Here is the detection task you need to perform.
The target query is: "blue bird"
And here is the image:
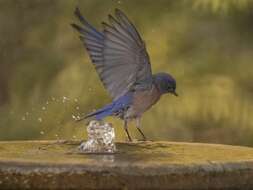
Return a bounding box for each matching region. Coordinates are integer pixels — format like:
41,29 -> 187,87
71,8 -> 178,141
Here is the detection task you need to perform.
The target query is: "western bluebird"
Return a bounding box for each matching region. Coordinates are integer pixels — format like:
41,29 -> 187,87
71,8 -> 178,141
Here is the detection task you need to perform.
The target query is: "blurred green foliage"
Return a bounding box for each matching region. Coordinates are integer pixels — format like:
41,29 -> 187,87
1,0 -> 253,146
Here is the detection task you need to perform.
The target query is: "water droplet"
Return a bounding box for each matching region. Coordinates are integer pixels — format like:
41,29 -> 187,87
25,112 -> 29,116
76,106 -> 79,110
72,135 -> 77,139
42,106 -> 46,110
62,96 -> 69,103
51,97 -> 56,101
72,114 -> 81,121
117,0 -> 121,4
46,101 -> 49,105
38,118 -> 42,122
72,115 -> 76,120
40,131 -> 44,135
74,98 -> 78,102
22,116 -> 26,121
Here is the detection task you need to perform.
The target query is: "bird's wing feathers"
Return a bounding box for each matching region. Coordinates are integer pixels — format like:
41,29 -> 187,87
71,9 -> 105,74
72,8 -> 152,100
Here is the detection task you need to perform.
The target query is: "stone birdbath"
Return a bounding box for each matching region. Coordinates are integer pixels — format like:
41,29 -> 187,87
1,139 -> 253,189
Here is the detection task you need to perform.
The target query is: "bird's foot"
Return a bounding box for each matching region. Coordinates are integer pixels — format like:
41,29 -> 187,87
137,138 -> 147,142
137,138 -> 155,142
127,136 -> 133,142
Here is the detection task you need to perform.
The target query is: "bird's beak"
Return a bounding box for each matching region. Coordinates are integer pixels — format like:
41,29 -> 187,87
172,91 -> 178,97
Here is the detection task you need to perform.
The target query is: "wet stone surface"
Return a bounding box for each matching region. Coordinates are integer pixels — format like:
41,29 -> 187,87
0,140 -> 253,189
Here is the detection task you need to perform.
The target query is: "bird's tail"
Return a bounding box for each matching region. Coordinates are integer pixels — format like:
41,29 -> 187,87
77,93 -> 132,122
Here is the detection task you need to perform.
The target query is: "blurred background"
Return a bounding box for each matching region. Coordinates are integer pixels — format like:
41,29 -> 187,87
1,0 -> 253,146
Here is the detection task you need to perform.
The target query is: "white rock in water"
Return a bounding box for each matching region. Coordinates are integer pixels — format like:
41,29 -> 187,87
79,120 -> 116,153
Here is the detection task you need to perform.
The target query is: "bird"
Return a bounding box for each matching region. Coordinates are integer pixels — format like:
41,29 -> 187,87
71,8 -> 178,141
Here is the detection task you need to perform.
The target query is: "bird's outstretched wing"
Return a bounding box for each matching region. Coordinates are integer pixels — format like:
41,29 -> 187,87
71,8 -> 152,100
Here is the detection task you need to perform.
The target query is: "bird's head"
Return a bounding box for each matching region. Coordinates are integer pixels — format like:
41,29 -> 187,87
153,73 -> 178,96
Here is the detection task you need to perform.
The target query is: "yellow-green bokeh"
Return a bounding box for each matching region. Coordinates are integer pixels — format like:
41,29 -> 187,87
1,0 -> 253,146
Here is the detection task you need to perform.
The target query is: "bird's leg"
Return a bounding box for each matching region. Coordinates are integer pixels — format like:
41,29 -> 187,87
136,117 -> 146,141
124,120 -> 132,142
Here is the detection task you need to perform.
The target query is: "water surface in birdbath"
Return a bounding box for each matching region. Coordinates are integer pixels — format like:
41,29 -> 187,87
78,120 -> 116,153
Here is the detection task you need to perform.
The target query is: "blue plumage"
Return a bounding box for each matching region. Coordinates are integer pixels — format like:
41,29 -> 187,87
72,8 -> 178,141
85,93 -> 133,120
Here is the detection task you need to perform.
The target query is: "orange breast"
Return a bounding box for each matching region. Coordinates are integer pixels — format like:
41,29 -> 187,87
128,85 -> 162,117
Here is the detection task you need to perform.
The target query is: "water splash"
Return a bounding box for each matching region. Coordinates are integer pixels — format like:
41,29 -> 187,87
79,120 -> 116,153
